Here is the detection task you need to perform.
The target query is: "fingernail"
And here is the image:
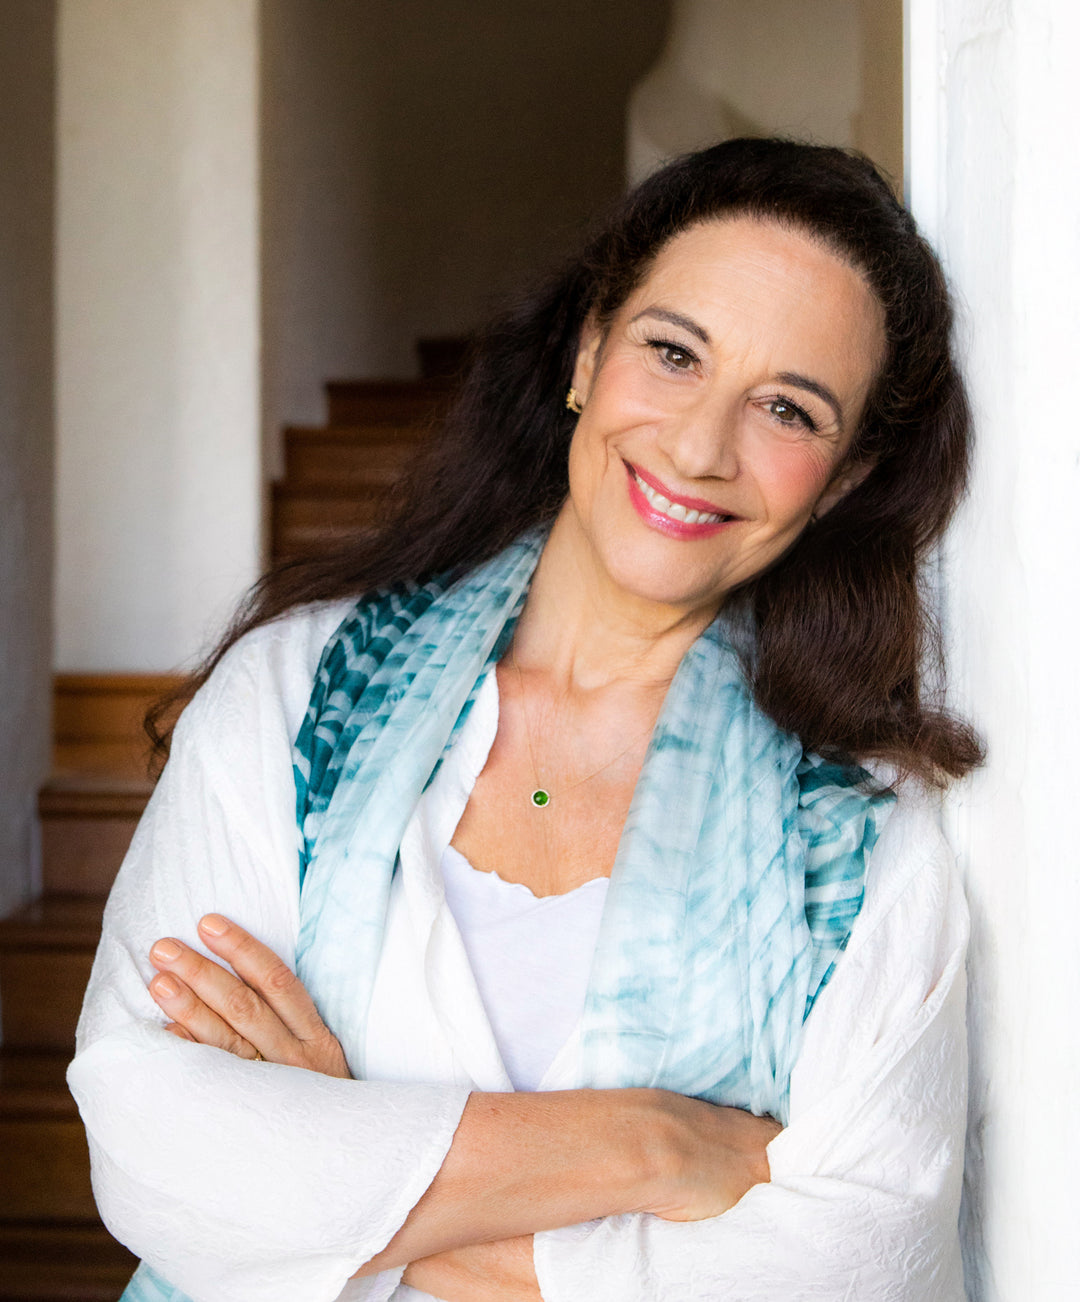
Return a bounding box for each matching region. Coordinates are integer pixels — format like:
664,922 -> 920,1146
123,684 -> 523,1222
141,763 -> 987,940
152,973 -> 180,998
151,939 -> 182,963
199,914 -> 228,936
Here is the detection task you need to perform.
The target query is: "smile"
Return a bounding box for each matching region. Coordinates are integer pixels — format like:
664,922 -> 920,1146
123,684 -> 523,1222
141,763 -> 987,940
625,462 -> 735,538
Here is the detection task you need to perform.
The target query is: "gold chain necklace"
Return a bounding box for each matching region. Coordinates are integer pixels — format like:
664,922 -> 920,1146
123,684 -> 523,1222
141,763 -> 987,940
509,646 -> 656,809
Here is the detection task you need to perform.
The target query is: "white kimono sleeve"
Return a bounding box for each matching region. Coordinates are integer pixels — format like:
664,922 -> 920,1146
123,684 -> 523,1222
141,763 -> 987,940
66,609 -> 471,1302
534,790 -> 969,1302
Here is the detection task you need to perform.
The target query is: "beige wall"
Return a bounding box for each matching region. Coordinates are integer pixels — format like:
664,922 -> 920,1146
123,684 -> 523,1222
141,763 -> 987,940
0,1 -> 56,914
856,0 -> 903,187
55,0 -> 261,672
628,0 -> 902,187
261,0 -> 670,455
48,0 -> 900,675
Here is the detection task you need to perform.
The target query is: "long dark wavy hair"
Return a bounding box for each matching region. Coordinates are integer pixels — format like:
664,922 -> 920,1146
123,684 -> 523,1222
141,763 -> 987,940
150,137 -> 983,783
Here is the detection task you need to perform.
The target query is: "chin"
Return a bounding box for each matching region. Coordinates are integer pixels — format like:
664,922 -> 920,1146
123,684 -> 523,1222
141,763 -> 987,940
599,536 -> 730,614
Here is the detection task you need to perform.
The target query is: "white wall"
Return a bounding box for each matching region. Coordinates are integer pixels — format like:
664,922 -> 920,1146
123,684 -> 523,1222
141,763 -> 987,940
0,0 -> 56,916
627,0 -> 896,186
907,0 -> 1080,1295
260,0 -> 669,459
55,0 -> 261,672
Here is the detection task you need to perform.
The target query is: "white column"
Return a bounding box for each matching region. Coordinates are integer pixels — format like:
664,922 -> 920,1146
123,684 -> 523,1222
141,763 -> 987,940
55,0 -> 260,671
907,0 -> 1080,1295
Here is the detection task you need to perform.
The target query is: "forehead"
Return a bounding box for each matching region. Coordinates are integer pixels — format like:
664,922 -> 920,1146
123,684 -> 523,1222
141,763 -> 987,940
624,216 -> 885,383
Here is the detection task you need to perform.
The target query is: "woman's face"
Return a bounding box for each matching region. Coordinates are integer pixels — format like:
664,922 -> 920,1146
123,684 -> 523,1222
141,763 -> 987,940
564,216 -> 886,617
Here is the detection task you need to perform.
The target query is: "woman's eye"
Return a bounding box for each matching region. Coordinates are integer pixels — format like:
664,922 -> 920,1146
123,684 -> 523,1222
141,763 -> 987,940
767,398 -> 815,431
649,340 -> 697,371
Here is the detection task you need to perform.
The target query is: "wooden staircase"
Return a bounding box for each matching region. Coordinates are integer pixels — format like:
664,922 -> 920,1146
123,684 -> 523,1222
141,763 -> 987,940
0,676 -> 167,1299
271,377 -> 451,562
0,374 -> 452,1297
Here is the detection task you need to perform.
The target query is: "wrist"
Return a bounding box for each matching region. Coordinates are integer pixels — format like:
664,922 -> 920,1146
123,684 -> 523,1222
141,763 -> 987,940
633,1088 -> 692,1214
597,1087 -> 688,1215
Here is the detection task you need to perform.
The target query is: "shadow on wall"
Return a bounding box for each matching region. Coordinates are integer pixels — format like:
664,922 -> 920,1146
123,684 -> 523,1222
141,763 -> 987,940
260,0 -> 671,433
0,0 -> 56,914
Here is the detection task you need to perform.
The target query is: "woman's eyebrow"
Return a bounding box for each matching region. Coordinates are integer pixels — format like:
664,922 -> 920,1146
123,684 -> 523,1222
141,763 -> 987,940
630,307 -> 711,345
630,310 -> 845,426
776,372 -> 844,426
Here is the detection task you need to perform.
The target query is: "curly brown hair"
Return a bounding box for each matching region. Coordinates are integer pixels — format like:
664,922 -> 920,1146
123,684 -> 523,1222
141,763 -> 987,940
150,137 -> 982,784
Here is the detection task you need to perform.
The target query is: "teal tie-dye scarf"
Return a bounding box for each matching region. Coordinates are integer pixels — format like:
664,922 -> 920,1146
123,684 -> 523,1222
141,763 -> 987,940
293,530 -> 894,1120
123,531 -> 893,1301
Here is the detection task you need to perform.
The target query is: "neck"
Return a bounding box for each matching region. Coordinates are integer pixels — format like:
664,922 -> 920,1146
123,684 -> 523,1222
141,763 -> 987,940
512,507 -> 721,694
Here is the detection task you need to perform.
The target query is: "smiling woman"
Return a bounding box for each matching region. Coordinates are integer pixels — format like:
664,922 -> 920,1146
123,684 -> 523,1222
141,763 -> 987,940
70,139 -> 981,1302
562,218 -> 885,610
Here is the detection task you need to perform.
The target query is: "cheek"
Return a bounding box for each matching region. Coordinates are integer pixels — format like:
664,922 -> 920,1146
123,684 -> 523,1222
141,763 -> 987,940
565,419 -> 614,530
752,438 -> 838,520
566,405 -> 632,507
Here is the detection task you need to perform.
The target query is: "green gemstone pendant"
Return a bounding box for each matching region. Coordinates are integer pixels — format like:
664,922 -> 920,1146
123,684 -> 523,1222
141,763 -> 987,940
530,788 -> 551,808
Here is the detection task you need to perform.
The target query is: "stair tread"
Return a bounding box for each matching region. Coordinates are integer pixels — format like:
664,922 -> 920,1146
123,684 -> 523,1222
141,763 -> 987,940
324,376 -> 451,395
284,422 -> 431,442
272,480 -> 395,500
0,1223 -> 137,1298
323,379 -> 454,426
53,674 -> 180,696
0,897 -> 105,948
40,776 -> 153,820
0,1053 -> 77,1119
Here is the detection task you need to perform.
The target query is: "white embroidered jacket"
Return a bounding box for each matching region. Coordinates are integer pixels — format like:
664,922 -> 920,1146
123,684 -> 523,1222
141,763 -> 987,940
68,605 -> 969,1302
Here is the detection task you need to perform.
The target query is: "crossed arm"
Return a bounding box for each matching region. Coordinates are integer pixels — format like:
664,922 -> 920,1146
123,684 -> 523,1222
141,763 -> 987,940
69,620 -> 969,1300
147,913 -> 780,1300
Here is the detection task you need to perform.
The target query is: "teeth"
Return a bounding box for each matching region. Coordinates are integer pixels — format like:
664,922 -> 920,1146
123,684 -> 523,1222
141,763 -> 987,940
633,471 -> 724,525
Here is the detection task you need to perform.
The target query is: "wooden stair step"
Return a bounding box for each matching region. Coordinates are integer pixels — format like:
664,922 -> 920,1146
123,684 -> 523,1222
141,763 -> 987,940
271,485 -> 389,539
0,1053 -> 97,1225
271,522 -> 378,564
286,421 -> 433,446
39,777 -> 151,896
324,378 -> 452,426
416,335 -> 471,381
0,896 -> 105,949
0,1051 -> 80,1120
283,429 -> 426,488
52,677 -> 181,781
272,482 -> 389,507
0,1224 -> 137,1301
0,898 -> 104,1051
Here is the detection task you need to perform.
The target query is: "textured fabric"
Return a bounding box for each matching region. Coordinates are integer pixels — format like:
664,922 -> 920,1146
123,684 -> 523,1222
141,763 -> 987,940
293,531 -> 894,1123
441,838 -> 609,1092
69,604 -> 464,1302
534,792 -> 970,1300
67,603 -> 968,1301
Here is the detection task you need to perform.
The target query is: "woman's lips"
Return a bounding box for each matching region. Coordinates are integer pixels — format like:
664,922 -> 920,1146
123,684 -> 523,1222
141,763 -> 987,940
624,461 -> 735,539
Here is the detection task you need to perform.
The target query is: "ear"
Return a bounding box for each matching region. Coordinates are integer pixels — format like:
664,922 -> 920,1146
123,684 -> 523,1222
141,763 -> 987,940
813,459 -> 875,519
570,316 -> 604,402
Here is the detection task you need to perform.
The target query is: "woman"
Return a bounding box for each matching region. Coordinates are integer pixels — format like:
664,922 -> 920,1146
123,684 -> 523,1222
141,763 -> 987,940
69,139 -> 981,1301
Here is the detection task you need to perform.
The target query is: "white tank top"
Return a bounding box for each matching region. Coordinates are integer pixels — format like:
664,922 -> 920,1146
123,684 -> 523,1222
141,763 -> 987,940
440,843 -> 609,1091
389,678 -> 610,1302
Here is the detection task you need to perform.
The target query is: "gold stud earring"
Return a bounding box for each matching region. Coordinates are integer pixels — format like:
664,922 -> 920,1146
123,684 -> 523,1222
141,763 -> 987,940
565,387 -> 583,414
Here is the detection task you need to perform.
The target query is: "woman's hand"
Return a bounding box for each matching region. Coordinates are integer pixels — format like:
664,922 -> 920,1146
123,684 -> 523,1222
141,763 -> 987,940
402,1237 -> 541,1302
643,1092 -> 782,1222
146,914 -> 351,1079
390,1095 -> 778,1298
357,1087 -> 781,1278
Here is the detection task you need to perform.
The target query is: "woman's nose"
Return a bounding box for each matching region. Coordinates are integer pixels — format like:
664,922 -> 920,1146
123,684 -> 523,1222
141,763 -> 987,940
657,399 -> 741,483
